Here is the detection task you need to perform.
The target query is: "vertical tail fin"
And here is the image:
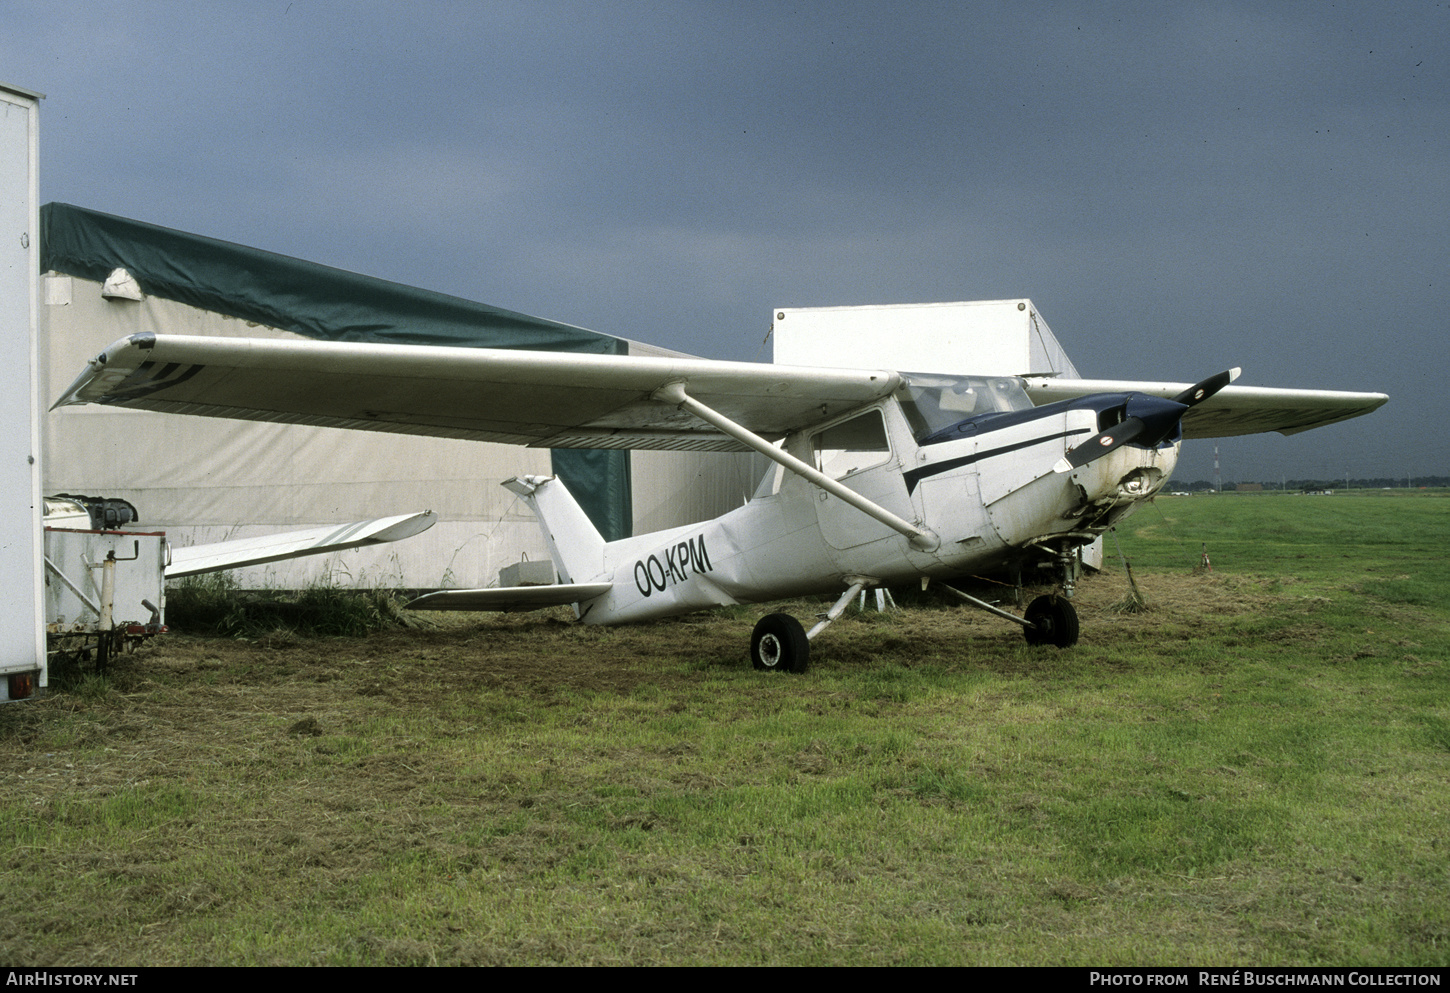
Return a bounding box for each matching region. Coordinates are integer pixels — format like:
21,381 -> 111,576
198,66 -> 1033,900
502,475 -> 607,584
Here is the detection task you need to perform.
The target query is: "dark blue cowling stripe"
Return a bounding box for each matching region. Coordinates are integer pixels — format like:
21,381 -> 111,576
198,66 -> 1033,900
903,428 -> 1093,494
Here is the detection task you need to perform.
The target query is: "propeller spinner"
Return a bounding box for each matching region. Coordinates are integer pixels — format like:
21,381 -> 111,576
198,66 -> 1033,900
1053,368 -> 1241,474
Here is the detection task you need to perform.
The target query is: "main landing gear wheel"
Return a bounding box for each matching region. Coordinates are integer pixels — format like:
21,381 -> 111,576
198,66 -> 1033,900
751,613 -> 810,673
1023,595 -> 1079,648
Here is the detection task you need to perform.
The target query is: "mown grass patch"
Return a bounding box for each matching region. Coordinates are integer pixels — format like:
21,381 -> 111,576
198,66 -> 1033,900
0,491 -> 1446,964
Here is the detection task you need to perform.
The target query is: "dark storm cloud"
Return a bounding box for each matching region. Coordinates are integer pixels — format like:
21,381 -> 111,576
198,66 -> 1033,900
3,0 -> 1444,480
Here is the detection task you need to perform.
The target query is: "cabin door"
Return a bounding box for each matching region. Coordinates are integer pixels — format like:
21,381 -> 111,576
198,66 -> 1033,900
810,409 -> 915,550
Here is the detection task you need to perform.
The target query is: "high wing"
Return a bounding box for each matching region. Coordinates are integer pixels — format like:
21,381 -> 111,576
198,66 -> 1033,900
54,333 -> 1386,446
1021,377 -> 1388,438
53,333 -> 902,452
165,511 -> 438,578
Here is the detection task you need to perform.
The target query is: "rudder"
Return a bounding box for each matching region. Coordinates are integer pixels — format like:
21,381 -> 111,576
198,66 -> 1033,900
502,475 -> 607,584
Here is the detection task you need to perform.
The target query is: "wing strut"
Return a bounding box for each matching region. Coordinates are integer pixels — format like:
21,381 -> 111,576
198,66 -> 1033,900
652,382 -> 940,552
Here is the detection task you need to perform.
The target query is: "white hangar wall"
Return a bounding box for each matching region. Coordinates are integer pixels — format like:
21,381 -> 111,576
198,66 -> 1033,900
630,447 -> 768,536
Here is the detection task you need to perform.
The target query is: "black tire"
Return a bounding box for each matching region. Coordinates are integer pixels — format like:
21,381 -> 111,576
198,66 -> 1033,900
751,613 -> 810,673
1023,595 -> 1079,648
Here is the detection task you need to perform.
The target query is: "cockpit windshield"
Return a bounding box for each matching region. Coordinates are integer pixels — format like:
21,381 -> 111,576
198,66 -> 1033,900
894,373 -> 1034,442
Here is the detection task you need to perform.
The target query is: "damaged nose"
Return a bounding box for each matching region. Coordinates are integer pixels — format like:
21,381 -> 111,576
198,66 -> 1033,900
1118,466 -> 1165,497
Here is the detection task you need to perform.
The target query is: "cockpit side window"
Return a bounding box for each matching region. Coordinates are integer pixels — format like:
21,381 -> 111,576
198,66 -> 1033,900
812,409 -> 891,479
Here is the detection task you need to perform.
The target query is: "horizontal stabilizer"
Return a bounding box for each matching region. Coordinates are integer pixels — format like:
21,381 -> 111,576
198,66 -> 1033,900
166,511 -> 437,578
407,583 -> 613,613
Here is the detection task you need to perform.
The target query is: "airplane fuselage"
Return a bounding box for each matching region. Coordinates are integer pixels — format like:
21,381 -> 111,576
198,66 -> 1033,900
572,391 -> 1177,625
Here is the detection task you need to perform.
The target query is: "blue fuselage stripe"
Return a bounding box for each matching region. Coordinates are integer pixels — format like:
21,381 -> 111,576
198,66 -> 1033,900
904,428 -> 1093,494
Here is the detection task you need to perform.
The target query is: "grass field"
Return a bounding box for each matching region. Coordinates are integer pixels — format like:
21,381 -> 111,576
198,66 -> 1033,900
2,490 -> 1447,966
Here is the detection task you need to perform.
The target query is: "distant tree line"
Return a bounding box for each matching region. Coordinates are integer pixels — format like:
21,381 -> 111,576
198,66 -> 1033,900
1178,477 -> 1450,492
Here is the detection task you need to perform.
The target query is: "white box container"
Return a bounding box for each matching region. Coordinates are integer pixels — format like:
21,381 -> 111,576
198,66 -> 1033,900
771,299 -> 1079,379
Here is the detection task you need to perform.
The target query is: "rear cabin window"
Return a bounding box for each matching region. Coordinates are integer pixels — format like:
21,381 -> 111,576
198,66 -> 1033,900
812,410 -> 890,479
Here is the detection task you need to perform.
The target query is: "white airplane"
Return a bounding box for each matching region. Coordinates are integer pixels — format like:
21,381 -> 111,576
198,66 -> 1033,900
54,332 -> 1386,671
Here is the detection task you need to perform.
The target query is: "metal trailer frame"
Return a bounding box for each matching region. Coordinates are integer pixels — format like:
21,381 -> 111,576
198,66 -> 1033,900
43,527 -> 169,671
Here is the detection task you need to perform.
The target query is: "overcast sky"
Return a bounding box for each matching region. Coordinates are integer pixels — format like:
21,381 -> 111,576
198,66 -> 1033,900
5,1 -> 1446,483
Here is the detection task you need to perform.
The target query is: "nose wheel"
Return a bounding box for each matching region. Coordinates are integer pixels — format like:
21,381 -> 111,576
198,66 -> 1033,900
1023,595 -> 1079,647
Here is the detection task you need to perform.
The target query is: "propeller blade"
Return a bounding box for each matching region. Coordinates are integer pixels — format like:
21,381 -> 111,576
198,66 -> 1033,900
1054,391 -> 1197,474
1053,369 -> 1241,475
1054,417 -> 1146,473
1170,367 -> 1241,407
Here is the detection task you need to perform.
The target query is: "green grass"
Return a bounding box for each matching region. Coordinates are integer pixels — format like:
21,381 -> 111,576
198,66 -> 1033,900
1125,488 -> 1450,583
167,571 -> 417,637
1,490 -> 1446,965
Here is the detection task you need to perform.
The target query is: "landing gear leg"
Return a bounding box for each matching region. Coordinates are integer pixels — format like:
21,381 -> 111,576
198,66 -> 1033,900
937,581 -> 1080,648
1024,542 -> 1084,647
807,578 -> 873,640
1054,542 -> 1078,599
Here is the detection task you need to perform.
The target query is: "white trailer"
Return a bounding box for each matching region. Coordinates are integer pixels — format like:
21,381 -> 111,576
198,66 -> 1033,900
0,83 -> 45,702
